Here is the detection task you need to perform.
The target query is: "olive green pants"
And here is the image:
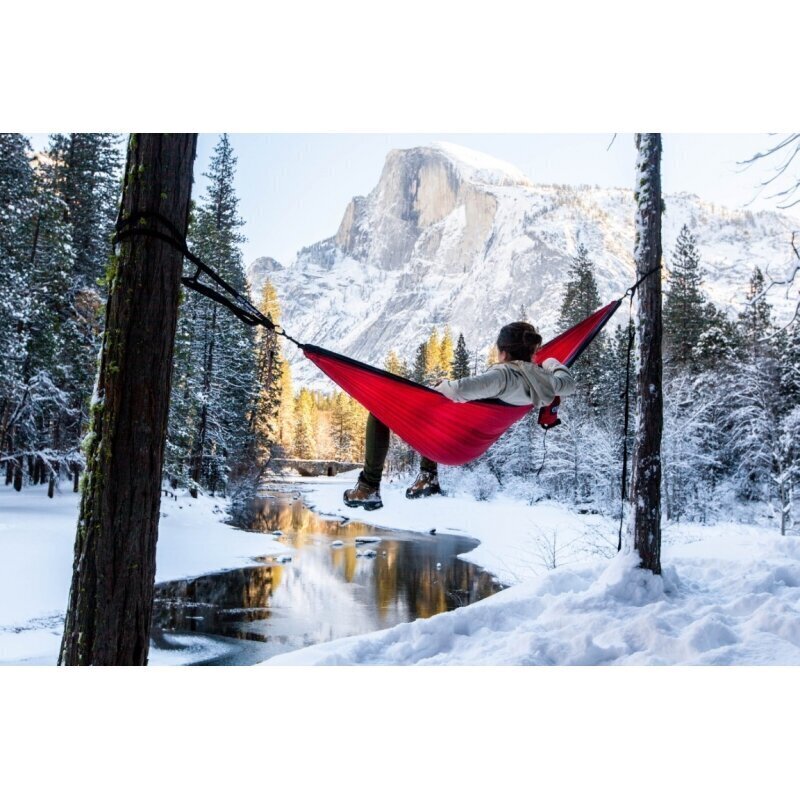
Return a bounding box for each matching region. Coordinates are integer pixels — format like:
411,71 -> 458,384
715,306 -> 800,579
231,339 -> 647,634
361,413 -> 437,487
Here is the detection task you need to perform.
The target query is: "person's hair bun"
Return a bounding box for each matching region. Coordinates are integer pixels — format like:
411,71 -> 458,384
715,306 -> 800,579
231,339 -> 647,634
496,321 -> 542,361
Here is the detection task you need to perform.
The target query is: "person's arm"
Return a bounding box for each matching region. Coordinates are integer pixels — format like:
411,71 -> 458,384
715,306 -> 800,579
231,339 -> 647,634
541,358 -> 576,397
435,367 -> 508,403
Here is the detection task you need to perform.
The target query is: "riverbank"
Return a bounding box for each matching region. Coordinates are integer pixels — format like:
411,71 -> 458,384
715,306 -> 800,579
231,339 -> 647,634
0,483 -> 290,665
262,472 -> 800,666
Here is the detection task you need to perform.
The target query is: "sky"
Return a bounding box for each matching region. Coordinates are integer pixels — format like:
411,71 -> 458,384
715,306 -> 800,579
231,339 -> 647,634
26,133 -> 799,267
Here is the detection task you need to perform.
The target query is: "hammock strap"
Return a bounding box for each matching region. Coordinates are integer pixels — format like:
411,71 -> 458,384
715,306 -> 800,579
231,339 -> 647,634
112,210 -> 304,348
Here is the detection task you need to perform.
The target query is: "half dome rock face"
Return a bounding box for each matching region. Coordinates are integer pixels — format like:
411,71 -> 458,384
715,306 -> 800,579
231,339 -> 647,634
249,143 -> 797,387
333,144 -> 506,271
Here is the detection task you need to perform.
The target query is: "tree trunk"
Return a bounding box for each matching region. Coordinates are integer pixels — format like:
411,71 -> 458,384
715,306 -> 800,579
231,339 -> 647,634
59,133 -> 197,666
629,133 -> 664,574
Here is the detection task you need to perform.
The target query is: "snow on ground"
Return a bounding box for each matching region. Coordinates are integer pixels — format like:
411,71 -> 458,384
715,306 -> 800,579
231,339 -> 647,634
262,472 -> 800,666
0,482 -> 289,665
4,473 -> 800,667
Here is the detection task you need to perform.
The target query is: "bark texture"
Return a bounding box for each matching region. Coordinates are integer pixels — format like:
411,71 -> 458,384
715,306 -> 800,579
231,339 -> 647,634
59,134 -> 197,665
630,133 -> 664,574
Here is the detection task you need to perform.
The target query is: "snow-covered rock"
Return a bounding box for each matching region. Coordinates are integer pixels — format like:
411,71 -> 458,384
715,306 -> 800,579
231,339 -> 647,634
249,142 -> 798,387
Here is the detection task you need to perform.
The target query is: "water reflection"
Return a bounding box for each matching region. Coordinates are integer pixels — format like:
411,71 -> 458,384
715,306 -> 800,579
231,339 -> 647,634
152,492 -> 502,664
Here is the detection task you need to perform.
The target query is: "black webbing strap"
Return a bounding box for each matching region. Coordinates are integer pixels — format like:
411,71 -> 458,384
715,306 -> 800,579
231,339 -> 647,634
112,210 -> 304,348
623,263 -> 661,299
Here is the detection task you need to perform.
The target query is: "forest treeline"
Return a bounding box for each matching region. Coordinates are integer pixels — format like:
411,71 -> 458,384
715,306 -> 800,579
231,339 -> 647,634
2,133 -> 798,530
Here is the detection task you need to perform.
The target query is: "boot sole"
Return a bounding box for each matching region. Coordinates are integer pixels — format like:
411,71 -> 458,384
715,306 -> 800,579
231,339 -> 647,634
343,493 -> 383,511
405,488 -> 442,500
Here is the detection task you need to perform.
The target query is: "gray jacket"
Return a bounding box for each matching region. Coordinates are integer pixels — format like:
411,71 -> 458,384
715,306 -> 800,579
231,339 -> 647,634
436,358 -> 576,407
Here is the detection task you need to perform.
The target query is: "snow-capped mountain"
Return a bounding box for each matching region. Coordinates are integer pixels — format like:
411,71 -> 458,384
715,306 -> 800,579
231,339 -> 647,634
248,141 -> 798,385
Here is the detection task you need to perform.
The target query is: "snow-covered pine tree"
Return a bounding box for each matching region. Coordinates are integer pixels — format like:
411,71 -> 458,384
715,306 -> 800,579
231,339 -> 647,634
24,150 -> 80,492
557,241 -> 607,409
47,134 -> 123,286
777,319 -> 800,411
738,266 -> 773,360
0,136 -> 84,492
451,333 -> 471,379
663,225 -> 706,369
412,341 -> 428,383
48,134 -> 122,456
661,371 -> 719,520
723,267 -> 781,503
694,301 -> 740,369
0,134 -> 37,486
177,134 -> 259,495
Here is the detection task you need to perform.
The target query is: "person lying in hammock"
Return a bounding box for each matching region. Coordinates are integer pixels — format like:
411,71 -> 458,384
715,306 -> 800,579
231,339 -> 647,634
343,321 -> 576,511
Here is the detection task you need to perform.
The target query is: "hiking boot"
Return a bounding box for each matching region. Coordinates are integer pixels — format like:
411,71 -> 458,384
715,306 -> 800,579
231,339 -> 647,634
343,478 -> 383,511
405,470 -> 442,499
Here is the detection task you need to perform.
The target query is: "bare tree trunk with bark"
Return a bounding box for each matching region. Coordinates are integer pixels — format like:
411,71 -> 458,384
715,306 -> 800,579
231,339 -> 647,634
59,133 -> 197,665
629,133 -> 664,574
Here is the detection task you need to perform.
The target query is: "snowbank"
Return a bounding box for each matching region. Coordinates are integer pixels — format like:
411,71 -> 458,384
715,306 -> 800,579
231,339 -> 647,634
261,474 -> 800,666
0,483 -> 289,665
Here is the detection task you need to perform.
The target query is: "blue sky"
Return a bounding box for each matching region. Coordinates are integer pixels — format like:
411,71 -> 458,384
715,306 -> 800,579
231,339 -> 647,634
27,133 -> 796,266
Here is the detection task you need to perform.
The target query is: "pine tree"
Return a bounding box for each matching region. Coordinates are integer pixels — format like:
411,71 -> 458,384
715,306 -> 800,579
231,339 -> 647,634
694,302 -> 740,369
558,242 -> 606,407
384,350 -> 408,377
777,321 -> 800,410
0,136 -> 84,492
227,278 -> 285,489
293,388 -> 317,459
0,134 -> 37,485
724,267 -> 781,503
452,333 -> 471,379
47,133 -> 123,286
559,243 -> 602,328
439,327 -> 454,379
738,266 -> 773,360
45,134 -> 122,465
174,134 -> 258,495
426,329 -> 444,382
276,361 -> 295,455
663,225 -> 707,368
412,341 -> 429,383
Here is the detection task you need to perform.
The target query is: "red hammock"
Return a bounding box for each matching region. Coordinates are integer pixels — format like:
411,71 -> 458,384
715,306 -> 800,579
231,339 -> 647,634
302,300 -> 621,466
